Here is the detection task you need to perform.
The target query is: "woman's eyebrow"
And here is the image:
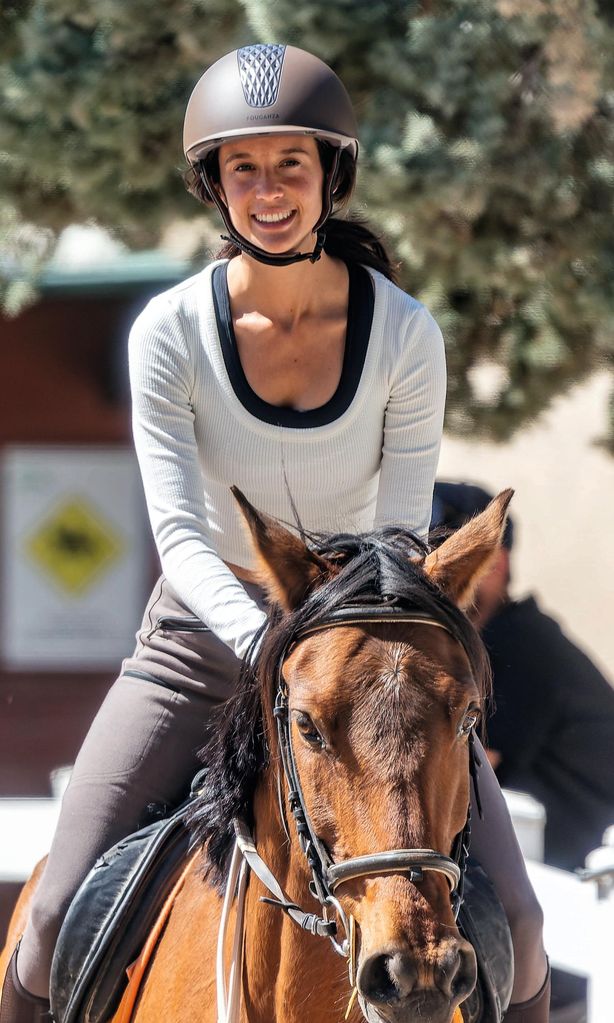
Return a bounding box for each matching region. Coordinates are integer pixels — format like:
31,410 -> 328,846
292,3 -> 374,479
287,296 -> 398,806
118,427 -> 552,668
223,146 -> 310,165
223,152 -> 251,164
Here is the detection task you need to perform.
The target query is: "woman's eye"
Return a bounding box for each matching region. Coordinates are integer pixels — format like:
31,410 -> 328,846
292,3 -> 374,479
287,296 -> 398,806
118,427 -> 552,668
459,707 -> 481,737
295,712 -> 324,747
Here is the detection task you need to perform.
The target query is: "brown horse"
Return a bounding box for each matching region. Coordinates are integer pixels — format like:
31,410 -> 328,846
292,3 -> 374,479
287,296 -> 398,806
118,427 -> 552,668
2,488 -> 512,1023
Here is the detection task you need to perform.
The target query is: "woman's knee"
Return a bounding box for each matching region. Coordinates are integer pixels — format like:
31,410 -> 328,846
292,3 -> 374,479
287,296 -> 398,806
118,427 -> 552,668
16,895 -> 65,997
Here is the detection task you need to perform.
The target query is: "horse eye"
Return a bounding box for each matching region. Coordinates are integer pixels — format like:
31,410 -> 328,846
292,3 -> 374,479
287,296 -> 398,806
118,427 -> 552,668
459,707 -> 480,737
295,712 -> 324,747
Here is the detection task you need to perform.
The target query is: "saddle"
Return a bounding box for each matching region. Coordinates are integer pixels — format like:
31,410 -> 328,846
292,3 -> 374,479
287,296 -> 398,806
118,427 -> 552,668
50,809 -> 512,1023
457,865 -> 514,1022
49,801 -> 192,1023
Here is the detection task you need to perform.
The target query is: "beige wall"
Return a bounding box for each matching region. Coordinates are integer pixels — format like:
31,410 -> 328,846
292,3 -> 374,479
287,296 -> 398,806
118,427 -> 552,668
438,371 -> 614,683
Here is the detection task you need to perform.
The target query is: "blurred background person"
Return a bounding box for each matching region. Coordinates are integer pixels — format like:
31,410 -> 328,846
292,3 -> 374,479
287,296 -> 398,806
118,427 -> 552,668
431,480 -> 614,873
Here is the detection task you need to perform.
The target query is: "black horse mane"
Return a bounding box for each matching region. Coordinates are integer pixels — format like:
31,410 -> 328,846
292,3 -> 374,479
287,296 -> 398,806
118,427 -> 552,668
186,525 -> 491,889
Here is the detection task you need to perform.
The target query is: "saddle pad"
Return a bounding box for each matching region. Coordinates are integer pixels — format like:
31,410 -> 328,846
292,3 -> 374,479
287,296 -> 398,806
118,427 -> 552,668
113,854 -> 197,1023
50,803 -> 192,1023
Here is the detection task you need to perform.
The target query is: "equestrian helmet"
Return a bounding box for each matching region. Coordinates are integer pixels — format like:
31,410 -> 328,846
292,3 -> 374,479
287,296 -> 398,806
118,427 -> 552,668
183,44 -> 359,166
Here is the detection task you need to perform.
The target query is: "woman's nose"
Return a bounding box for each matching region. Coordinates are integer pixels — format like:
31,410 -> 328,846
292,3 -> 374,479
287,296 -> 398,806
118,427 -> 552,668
255,170 -> 284,199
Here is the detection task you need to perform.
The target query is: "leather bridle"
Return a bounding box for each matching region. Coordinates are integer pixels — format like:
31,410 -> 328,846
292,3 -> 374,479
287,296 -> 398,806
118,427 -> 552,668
271,606 -> 477,947
218,603 -> 481,1021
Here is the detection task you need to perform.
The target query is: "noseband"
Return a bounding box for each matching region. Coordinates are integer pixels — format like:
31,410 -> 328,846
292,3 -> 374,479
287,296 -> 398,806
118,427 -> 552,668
219,604 -> 481,1022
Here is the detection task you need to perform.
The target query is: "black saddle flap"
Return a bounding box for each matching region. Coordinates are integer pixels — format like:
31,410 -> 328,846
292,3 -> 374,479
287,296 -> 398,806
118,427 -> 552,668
458,860 -> 514,1022
50,803 -> 191,1023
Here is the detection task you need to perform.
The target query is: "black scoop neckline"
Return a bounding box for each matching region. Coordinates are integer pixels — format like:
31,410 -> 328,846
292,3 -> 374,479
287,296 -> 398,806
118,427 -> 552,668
211,260 -> 374,428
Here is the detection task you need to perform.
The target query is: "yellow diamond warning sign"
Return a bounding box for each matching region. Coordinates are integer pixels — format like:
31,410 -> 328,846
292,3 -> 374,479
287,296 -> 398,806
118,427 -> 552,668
26,498 -> 123,594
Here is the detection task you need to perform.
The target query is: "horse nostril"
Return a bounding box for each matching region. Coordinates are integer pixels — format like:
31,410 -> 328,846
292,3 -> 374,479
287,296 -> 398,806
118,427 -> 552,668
435,945 -> 461,999
436,941 -> 477,1001
455,942 -> 478,1001
357,951 -> 417,1004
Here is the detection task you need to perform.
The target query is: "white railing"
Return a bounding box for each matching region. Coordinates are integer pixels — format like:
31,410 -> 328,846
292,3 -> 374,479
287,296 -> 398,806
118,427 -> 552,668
526,858 -> 614,1023
0,768 -> 69,882
0,798 -> 62,883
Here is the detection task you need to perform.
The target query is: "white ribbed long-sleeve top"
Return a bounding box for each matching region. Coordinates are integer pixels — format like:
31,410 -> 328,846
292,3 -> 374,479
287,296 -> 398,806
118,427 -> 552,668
128,260 -> 446,658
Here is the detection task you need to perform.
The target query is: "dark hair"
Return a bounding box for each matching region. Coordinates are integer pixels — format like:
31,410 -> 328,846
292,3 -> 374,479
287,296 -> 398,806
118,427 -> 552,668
183,142 -> 399,282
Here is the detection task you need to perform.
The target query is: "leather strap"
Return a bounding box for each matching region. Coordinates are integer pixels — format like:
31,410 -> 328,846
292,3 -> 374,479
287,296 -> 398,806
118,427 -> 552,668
326,849 -> 461,892
216,842 -> 248,1023
233,821 -> 335,938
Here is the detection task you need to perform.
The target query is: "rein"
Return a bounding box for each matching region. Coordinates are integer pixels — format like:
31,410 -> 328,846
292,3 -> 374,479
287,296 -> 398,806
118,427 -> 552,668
216,605 -> 481,1023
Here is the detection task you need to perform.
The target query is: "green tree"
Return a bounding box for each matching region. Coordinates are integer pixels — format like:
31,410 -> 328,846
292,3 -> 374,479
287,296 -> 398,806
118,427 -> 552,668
2,0 -> 613,442
0,0 -> 246,307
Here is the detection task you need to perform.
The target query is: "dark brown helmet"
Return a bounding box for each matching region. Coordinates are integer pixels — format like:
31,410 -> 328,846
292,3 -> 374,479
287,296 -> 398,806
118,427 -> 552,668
183,44 -> 359,267
183,44 -> 358,165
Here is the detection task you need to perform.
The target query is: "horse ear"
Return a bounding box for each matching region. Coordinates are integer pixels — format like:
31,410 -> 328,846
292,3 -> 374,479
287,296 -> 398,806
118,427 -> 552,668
231,487 -> 328,611
423,489 -> 514,609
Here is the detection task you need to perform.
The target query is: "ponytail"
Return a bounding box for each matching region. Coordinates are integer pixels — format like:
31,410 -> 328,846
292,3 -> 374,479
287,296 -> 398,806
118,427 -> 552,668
321,216 -> 398,283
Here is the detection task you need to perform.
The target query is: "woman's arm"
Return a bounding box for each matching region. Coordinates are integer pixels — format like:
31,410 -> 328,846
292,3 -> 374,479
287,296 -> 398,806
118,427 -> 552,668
374,303 -> 447,539
129,296 -> 267,658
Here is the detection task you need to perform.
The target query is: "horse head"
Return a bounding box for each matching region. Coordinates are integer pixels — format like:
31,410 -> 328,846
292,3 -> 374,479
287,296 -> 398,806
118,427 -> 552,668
192,488 -> 512,1023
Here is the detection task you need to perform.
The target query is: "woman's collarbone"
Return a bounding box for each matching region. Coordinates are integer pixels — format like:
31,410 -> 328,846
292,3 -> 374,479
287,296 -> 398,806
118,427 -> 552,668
234,317 -> 346,410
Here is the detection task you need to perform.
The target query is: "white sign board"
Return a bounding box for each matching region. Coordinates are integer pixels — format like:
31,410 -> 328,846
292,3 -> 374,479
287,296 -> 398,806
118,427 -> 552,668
1,446 -> 149,669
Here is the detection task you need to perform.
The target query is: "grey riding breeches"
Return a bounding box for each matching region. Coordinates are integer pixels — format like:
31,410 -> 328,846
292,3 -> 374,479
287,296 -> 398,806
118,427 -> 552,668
16,576 -> 267,999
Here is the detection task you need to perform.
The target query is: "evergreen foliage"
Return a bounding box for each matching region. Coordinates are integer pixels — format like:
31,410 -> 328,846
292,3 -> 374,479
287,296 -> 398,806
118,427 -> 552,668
1,0 -> 613,441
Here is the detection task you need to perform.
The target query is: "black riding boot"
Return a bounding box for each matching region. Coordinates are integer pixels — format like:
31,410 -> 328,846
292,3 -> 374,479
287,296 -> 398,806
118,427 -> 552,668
504,964 -> 551,1022
0,947 -> 50,1023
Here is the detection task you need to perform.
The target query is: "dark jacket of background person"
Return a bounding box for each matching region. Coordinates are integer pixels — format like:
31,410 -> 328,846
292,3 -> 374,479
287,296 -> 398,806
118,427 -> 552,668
432,481 -> 614,871
482,593 -> 614,870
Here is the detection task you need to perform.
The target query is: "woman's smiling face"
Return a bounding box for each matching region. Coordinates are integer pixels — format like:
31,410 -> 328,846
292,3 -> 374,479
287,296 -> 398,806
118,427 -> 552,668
216,134 -> 324,255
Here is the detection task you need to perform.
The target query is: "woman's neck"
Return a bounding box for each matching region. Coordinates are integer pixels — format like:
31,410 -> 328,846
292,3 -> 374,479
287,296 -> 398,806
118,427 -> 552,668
225,247 -> 347,329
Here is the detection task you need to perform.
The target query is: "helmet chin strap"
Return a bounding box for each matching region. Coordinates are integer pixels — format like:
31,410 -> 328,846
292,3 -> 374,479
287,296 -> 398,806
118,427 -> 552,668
199,148 -> 340,268
219,225 -> 327,267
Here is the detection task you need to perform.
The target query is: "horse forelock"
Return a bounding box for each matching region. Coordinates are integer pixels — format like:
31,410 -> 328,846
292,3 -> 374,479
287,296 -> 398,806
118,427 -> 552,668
187,525 -> 490,888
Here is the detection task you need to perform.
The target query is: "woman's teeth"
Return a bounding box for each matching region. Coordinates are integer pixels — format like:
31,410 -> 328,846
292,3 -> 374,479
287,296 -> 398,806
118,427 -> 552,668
253,211 -> 294,223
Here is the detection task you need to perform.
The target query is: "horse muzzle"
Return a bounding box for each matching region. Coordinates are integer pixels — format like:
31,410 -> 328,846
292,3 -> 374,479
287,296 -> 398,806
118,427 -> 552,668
356,937 -> 477,1023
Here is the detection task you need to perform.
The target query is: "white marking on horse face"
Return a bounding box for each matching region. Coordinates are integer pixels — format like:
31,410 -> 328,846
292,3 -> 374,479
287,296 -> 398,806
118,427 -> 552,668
377,643 -> 407,695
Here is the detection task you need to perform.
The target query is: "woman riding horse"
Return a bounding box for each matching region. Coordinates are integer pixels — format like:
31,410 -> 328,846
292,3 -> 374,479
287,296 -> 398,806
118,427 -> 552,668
1,44 -> 549,1022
